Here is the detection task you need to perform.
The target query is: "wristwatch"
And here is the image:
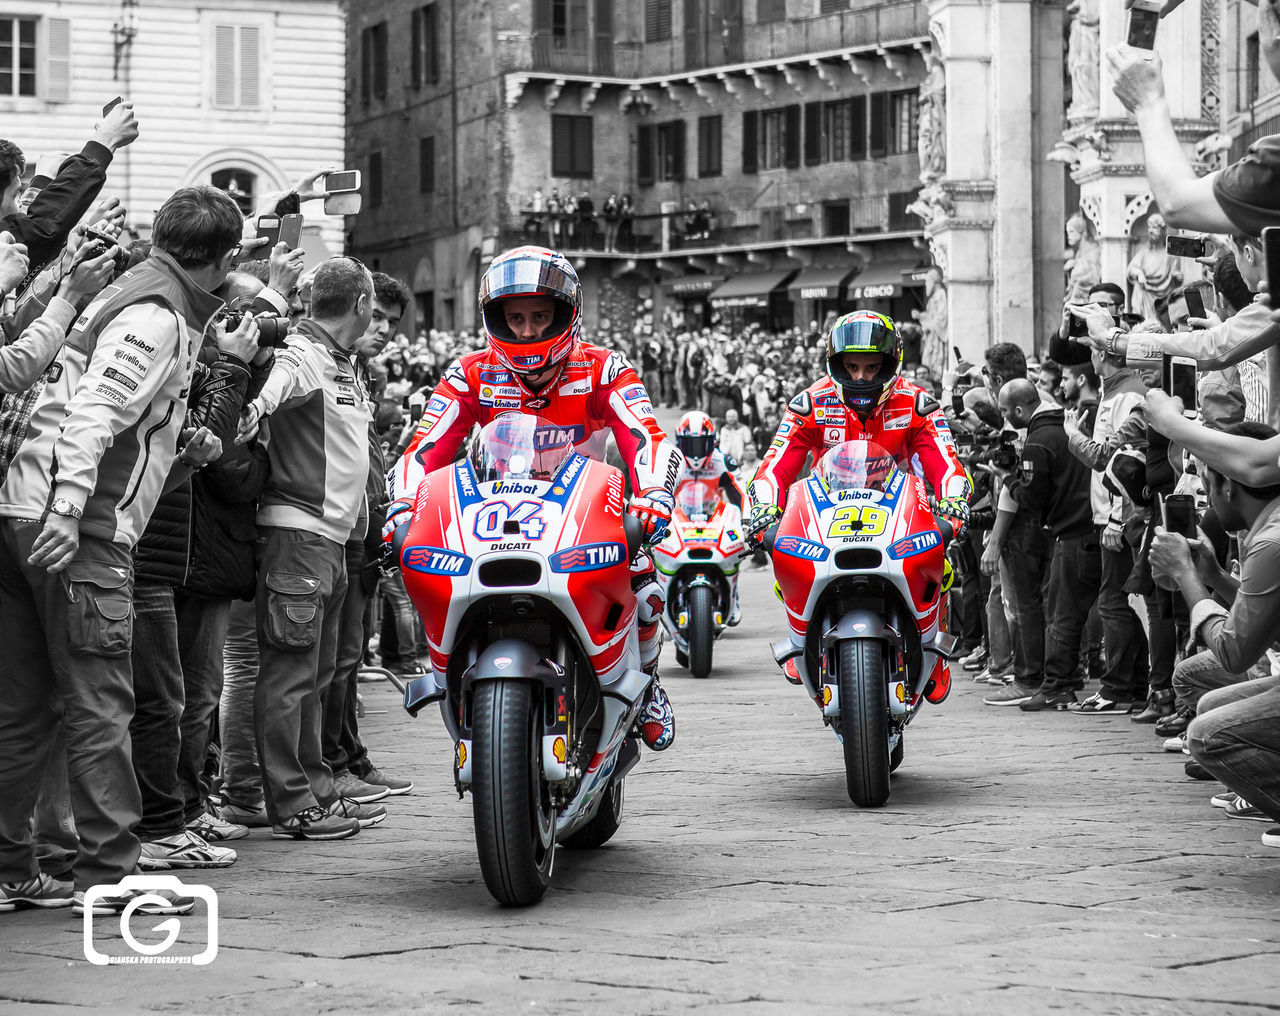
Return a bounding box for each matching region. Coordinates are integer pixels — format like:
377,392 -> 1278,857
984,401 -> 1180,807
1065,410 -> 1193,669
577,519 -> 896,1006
49,497 -> 82,520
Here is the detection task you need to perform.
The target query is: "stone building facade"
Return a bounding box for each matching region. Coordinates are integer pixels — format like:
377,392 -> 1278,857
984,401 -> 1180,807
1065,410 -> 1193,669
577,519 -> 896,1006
346,0 -> 933,348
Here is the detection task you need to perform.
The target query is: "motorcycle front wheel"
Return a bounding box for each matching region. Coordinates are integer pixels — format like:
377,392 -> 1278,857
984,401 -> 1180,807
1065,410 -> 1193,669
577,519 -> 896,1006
837,639 -> 892,807
472,680 -> 555,906
687,584 -> 715,678
563,772 -> 625,850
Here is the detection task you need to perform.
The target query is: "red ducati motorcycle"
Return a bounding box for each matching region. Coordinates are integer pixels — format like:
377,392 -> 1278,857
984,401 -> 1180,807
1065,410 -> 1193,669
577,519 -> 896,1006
766,440 -> 958,806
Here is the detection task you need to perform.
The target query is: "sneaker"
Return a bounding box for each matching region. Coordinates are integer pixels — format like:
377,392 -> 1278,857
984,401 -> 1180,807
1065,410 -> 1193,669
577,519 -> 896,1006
73,887 -> 195,916
332,771 -> 391,804
1019,689 -> 1077,712
187,809 -> 249,842
355,765 -> 413,796
1067,692 -> 1136,715
1163,731 -> 1188,753
326,796 -> 387,828
982,681 -> 1037,706
983,669 -> 1014,687
0,873 -> 73,912
1262,827 -> 1280,848
1211,791 -> 1239,809
137,830 -> 237,870
272,805 -> 360,840
638,677 -> 675,751
960,647 -> 988,671
1224,796 -> 1274,822
219,800 -> 269,828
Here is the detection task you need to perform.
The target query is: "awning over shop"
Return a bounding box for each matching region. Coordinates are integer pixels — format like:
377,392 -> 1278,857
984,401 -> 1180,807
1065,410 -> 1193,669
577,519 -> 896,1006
708,269 -> 797,309
787,265 -> 856,302
661,274 -> 725,298
847,260 -> 924,301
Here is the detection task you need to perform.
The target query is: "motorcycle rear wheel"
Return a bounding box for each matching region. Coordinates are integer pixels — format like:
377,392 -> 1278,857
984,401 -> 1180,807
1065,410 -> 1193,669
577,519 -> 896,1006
687,584 -> 715,679
472,680 -> 555,906
837,639 -> 891,807
562,772 -> 625,850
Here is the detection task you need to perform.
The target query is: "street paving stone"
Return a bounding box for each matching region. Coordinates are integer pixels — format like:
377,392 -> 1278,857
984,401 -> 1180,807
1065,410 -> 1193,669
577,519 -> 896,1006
2,566 -> 1279,1015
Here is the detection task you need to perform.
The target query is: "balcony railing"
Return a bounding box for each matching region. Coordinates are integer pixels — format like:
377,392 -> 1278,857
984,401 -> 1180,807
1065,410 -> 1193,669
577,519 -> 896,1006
523,1 -> 928,79
1229,112 -> 1280,163
501,195 -> 918,256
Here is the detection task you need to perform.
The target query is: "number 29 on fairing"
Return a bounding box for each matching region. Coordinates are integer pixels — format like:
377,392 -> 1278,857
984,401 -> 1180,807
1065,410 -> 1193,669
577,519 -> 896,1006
827,504 -> 889,539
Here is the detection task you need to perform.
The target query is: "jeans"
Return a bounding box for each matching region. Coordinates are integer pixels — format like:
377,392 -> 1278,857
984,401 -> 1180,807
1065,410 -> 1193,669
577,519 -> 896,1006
1143,592 -> 1177,696
985,559 -> 1013,675
1097,542 -> 1148,702
1042,532 -> 1103,694
380,568 -> 425,668
219,598 -> 262,809
129,581 -> 186,839
0,520 -> 142,889
998,516 -> 1052,687
323,539 -> 369,776
176,592 -> 231,823
254,527 -> 347,823
1189,675 -> 1280,824
1172,649 -> 1270,712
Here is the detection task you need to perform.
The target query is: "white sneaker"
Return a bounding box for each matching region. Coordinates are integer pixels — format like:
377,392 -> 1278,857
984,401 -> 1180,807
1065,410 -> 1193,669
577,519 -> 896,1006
137,829 -> 237,870
1163,731 -> 1188,753
187,809 -> 249,841
1210,791 -> 1238,810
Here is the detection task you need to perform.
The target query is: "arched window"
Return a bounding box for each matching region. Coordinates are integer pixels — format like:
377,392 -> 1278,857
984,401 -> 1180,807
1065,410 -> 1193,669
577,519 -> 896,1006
211,167 -> 256,215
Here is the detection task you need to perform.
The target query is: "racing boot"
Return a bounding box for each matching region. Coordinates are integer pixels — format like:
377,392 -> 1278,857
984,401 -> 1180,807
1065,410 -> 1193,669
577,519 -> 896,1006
727,583 -> 741,627
632,553 -> 675,751
637,673 -> 675,752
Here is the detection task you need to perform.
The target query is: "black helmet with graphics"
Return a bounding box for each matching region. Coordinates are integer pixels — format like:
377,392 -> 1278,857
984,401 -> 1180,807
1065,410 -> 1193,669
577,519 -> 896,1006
825,310 -> 902,416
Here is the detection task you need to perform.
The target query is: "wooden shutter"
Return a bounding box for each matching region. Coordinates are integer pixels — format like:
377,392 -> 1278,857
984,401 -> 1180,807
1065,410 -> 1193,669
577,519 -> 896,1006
573,116 -> 594,177
360,27 -> 371,104
411,8 -> 422,87
803,101 -> 822,166
419,136 -> 434,192
869,92 -> 887,158
45,17 -> 71,102
534,0 -> 553,32
850,95 -> 866,160
783,104 -> 801,169
742,109 -> 758,175
551,115 -> 572,176
373,23 -> 388,99
239,26 -> 260,107
672,120 -> 686,180
215,25 -> 237,107
637,123 -> 655,185
645,0 -> 672,41
370,151 -> 383,206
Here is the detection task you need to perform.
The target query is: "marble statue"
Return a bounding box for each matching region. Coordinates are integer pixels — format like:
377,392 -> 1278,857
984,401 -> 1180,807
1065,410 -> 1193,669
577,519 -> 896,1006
1126,213 -> 1182,321
1064,211 -> 1101,305
918,45 -> 946,184
911,267 -> 948,378
1066,0 -> 1100,121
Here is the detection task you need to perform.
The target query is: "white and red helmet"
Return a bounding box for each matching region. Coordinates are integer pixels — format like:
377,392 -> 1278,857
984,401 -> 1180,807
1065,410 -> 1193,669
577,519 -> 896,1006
675,410 -> 717,469
479,246 -> 581,374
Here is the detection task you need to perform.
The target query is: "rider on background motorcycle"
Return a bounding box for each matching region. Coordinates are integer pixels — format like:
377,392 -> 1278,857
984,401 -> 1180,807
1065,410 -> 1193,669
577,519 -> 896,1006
385,246 -> 680,751
674,410 -> 745,625
745,310 -> 971,543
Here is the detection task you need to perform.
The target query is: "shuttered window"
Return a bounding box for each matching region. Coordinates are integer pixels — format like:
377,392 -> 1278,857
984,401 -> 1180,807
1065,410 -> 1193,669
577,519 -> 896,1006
742,109 -> 758,175
361,21 -> 388,104
697,115 -> 722,178
551,114 -> 593,178
419,136 -> 435,193
45,17 -> 70,102
411,5 -> 440,88
637,123 -> 655,185
657,120 -> 685,181
369,151 -> 384,207
803,101 -> 822,167
644,0 -> 672,41
213,24 -> 262,109
851,94 -> 867,160
887,89 -> 918,154
869,92 -> 887,158
819,0 -> 848,12
757,0 -> 786,23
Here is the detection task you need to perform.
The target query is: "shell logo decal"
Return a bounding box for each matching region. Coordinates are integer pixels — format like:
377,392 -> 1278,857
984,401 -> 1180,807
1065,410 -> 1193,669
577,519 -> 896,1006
553,736 -> 567,764
821,686 -> 832,706
457,742 -> 468,768
895,684 -> 907,704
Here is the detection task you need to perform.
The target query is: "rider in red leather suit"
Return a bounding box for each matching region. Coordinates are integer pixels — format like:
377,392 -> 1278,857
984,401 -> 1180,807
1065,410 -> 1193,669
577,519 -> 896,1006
386,246 -> 680,751
746,310 -> 971,539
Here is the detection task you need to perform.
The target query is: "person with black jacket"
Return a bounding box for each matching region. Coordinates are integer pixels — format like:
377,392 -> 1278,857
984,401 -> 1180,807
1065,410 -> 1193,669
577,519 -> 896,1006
997,379 -> 1100,712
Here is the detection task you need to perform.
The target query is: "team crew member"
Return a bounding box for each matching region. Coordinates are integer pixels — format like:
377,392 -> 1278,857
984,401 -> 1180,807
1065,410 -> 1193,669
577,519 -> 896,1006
387,246 -> 682,751
746,310 -> 971,540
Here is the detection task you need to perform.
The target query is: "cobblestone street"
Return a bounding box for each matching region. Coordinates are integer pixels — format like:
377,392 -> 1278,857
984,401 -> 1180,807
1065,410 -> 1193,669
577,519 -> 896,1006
1,564 -> 1278,1014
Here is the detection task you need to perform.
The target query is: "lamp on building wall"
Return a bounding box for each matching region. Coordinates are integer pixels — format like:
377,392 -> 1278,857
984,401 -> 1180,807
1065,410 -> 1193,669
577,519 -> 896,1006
112,0 -> 139,80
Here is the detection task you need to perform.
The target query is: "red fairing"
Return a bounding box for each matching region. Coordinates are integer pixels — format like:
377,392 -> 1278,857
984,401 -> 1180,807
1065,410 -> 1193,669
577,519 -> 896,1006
399,465 -> 457,655
895,476 -> 947,620
772,484 -> 817,640
562,461 -> 637,663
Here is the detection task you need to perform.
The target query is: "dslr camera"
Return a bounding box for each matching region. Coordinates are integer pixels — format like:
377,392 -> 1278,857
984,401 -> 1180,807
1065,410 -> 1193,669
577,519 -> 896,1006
79,228 -> 130,276
212,306 -> 291,349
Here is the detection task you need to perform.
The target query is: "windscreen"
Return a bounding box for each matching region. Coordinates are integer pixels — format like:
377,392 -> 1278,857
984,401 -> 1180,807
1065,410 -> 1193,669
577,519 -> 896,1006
818,440 -> 897,494
469,414 -> 574,482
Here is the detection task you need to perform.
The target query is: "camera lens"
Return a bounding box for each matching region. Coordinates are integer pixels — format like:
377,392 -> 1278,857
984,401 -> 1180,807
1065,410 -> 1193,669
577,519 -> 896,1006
256,316 -> 291,348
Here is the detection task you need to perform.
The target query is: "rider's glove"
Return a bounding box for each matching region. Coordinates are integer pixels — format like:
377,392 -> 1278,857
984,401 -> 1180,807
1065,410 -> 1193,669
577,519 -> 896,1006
628,487 -> 675,545
381,498 -> 414,561
745,503 -> 782,548
932,496 -> 970,540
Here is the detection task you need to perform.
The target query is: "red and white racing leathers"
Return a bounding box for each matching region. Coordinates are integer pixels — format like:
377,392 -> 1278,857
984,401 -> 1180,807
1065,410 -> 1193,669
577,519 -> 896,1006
679,448 -> 745,509
748,375 -> 971,516
389,342 -> 682,671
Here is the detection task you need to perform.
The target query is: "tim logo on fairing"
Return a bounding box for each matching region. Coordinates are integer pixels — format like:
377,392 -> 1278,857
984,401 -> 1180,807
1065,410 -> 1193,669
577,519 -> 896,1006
774,535 -> 830,562
550,542 -> 625,572
402,546 -> 472,575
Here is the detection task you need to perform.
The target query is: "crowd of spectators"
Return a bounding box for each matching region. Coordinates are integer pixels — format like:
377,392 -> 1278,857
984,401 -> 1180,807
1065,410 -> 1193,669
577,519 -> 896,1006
0,101 -> 426,916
